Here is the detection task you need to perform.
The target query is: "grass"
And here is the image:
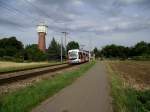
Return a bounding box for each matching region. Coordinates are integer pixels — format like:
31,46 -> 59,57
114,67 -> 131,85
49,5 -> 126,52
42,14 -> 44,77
0,61 -> 63,73
106,61 -> 150,112
0,61 -> 95,112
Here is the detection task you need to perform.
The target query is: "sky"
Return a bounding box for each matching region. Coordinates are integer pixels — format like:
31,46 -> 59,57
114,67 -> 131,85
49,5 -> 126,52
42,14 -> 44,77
0,0 -> 150,50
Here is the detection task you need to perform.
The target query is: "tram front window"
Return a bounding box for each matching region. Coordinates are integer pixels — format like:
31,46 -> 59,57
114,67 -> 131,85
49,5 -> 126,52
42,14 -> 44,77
69,51 -> 78,60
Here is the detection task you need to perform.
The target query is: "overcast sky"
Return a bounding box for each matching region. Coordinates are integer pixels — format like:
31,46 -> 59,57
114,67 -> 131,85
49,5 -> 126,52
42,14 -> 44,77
0,0 -> 150,50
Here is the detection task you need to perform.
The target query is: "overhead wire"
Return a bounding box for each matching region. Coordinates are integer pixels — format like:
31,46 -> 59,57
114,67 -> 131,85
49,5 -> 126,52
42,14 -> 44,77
23,0 -> 52,20
0,0 -> 40,29
0,0 -> 69,37
0,0 -> 38,20
0,0 -> 37,23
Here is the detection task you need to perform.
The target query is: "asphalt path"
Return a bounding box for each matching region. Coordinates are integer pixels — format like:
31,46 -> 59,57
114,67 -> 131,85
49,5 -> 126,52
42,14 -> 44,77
32,62 -> 112,112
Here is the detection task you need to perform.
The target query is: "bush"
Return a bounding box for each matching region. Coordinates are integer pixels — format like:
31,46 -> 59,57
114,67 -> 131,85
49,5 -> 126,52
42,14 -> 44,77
13,58 -> 24,63
25,44 -> 47,61
0,56 -> 15,61
136,90 -> 150,111
132,55 -> 150,61
0,56 -> 24,62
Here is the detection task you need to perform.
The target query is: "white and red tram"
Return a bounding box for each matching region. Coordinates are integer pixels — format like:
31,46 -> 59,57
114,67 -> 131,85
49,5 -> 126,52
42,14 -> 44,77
68,49 -> 90,64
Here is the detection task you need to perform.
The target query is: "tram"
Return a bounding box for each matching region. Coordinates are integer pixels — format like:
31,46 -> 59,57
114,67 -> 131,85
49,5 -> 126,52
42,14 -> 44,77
68,49 -> 90,64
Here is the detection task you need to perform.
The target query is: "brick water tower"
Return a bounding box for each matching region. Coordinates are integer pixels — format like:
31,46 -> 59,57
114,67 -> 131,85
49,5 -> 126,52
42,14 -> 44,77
37,23 -> 48,52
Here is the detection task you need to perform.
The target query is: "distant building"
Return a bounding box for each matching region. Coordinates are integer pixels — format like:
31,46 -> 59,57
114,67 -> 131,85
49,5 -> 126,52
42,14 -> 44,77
37,23 -> 48,52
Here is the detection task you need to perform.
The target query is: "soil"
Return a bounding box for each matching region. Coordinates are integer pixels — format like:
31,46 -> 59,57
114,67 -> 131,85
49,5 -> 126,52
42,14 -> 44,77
109,61 -> 150,90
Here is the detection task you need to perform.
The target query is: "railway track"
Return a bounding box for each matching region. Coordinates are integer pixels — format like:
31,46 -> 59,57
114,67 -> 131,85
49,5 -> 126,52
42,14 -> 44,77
0,63 -> 74,85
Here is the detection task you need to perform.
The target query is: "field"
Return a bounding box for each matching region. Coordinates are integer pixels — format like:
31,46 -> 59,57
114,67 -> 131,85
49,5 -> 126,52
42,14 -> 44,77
109,61 -> 150,90
0,61 -> 61,73
107,61 -> 150,112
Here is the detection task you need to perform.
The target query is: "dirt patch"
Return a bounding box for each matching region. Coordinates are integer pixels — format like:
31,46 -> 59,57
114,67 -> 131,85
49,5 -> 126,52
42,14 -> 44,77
108,61 -> 150,90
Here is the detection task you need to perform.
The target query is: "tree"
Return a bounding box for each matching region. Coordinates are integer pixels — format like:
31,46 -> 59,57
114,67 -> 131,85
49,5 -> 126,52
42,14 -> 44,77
101,44 -> 129,59
25,44 -> 47,61
93,47 -> 101,58
66,41 -> 79,52
0,48 -> 6,57
99,41 -> 150,59
47,38 -> 65,60
132,41 -> 149,56
0,37 -> 23,57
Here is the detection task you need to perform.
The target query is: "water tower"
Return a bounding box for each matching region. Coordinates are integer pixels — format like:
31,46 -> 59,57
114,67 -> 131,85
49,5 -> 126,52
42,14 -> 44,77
37,23 -> 48,52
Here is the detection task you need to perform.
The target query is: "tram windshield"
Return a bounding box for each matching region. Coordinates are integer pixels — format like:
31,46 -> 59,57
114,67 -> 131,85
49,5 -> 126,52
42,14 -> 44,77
69,51 -> 78,59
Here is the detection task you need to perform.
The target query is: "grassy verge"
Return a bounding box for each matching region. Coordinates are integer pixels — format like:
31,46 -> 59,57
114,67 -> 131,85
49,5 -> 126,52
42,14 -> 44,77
0,61 -> 95,112
0,62 -> 63,74
106,62 -> 150,112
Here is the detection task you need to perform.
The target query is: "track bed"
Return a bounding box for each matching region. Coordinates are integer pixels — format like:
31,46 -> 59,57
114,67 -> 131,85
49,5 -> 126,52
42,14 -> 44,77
0,63 -> 72,85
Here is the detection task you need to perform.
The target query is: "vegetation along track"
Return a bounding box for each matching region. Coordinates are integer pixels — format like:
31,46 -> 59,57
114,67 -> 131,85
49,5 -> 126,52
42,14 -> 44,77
0,62 -> 67,75
0,63 -> 74,85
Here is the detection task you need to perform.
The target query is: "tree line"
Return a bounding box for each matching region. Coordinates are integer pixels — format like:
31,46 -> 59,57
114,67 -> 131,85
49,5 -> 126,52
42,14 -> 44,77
1,36 -> 149,62
93,41 -> 150,60
0,37 -> 79,62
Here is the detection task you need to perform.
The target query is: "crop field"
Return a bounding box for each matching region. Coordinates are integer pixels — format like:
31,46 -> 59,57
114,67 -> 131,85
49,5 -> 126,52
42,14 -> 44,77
0,61 -> 60,73
109,61 -> 150,90
107,61 -> 150,112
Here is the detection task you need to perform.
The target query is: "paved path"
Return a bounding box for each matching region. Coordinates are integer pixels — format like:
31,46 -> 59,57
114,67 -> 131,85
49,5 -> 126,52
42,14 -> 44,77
32,62 -> 112,112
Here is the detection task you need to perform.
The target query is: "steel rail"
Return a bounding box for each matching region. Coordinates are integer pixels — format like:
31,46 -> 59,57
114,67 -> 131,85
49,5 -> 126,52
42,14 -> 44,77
0,64 -> 73,85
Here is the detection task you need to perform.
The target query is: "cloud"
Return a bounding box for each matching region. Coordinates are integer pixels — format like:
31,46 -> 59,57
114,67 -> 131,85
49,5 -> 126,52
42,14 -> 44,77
0,0 -> 150,49
0,18 -> 23,28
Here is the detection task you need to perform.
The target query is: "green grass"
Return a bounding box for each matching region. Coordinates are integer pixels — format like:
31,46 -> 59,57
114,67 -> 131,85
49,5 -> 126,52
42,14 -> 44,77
107,63 -> 150,112
0,61 -> 95,112
0,61 -> 63,74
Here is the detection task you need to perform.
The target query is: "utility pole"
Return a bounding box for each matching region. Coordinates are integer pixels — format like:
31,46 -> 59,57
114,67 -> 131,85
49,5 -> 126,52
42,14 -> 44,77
62,32 -> 69,57
60,36 -> 63,63
89,38 -> 92,61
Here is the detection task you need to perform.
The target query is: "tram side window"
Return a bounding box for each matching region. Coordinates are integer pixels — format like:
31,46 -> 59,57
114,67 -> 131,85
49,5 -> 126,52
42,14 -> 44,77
79,52 -> 82,59
83,53 -> 85,57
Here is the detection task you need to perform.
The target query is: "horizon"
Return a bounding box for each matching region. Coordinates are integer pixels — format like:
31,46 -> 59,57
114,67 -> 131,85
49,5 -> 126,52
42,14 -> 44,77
0,0 -> 150,50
